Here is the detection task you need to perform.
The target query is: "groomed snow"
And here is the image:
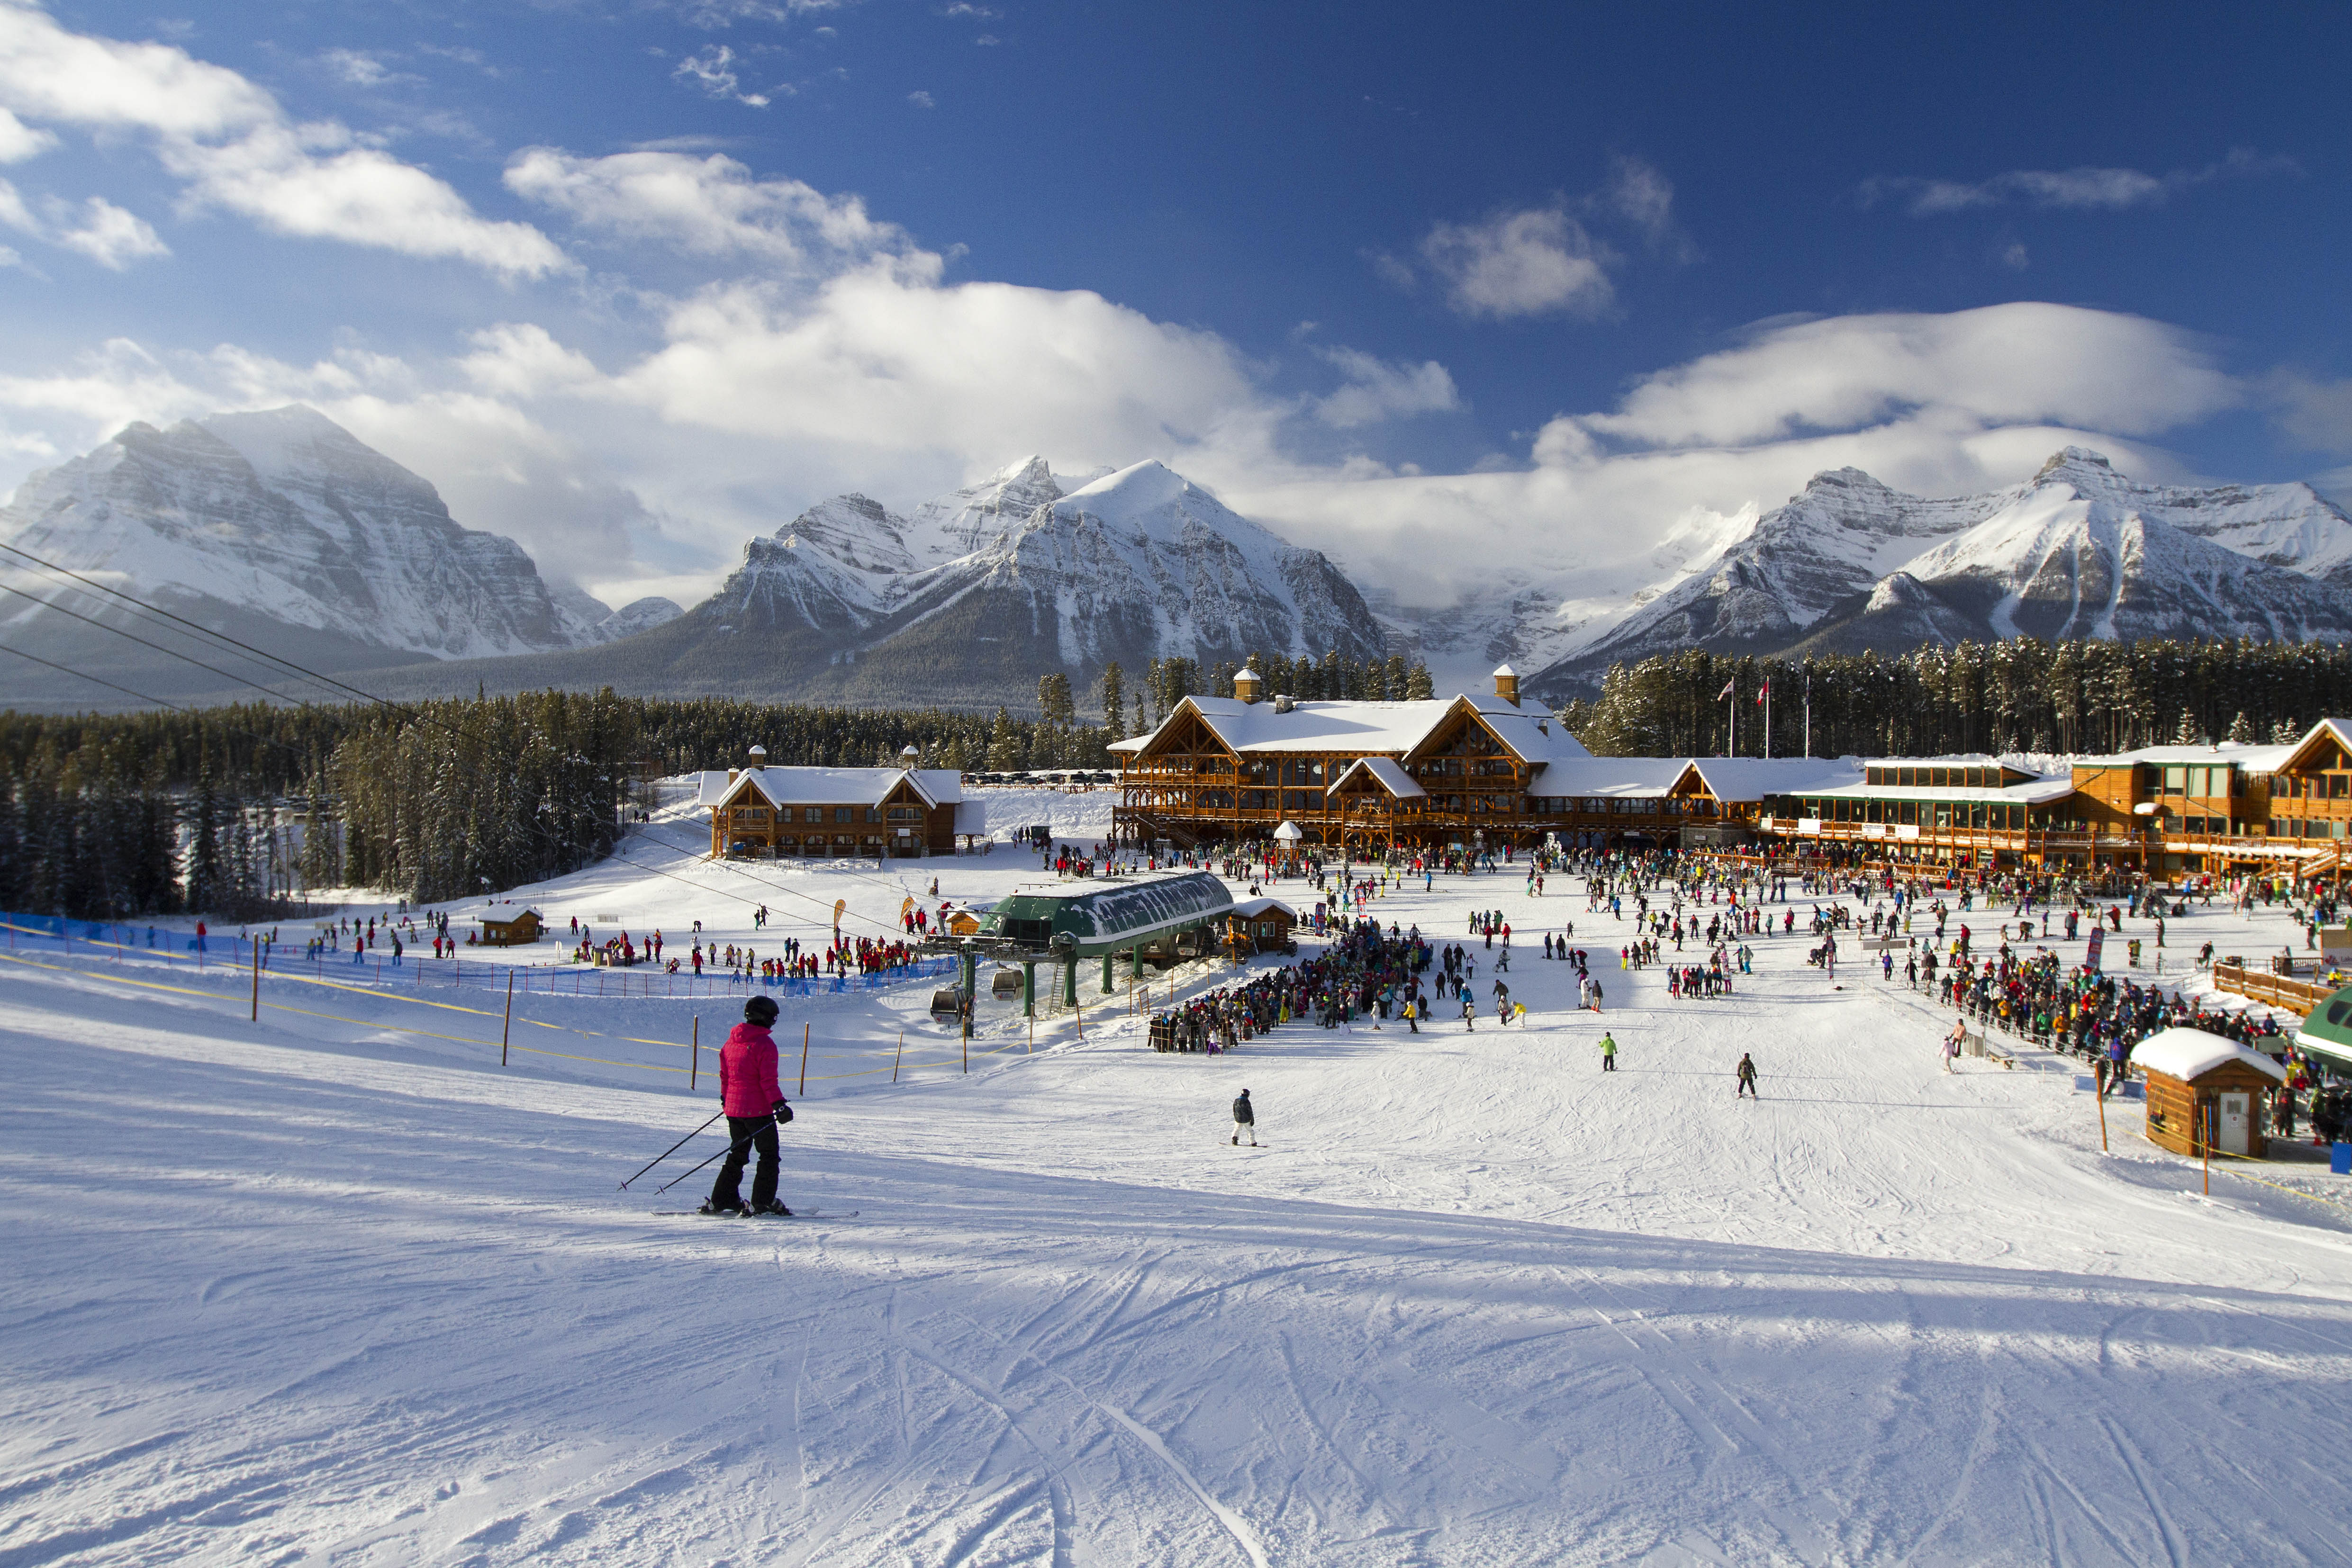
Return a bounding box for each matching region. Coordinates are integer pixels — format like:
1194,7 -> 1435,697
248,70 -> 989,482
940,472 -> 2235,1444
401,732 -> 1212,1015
6,824 -> 2352,1564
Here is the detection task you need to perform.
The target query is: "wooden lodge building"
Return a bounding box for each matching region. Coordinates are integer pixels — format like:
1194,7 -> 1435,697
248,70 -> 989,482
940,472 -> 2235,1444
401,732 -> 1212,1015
696,748 -> 977,859
1749,720 -> 2352,875
1104,666 -> 2352,876
1108,665 -> 1861,854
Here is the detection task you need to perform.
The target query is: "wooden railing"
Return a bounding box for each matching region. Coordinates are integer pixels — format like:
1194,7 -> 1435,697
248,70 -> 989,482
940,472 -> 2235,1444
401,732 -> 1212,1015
2209,962 -> 2334,1017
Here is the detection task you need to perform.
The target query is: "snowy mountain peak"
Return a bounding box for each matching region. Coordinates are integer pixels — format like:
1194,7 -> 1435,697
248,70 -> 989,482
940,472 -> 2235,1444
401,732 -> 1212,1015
1527,448 -> 2352,697
0,406 -> 628,668
2035,446 -> 2116,485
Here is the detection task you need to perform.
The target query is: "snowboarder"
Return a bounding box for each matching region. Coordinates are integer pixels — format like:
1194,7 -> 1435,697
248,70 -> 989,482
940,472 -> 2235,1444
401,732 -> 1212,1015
702,995 -> 792,1216
1736,1052 -> 1759,1099
1231,1089 -> 1257,1146
1601,1032 -> 1617,1072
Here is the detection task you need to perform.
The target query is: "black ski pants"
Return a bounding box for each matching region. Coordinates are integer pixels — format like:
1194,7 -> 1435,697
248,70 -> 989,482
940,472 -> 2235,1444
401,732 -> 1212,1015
711,1114 -> 779,1210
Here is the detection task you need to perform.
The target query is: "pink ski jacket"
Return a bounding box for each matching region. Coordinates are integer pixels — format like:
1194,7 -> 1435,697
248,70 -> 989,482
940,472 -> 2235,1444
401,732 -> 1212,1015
718,1023 -> 783,1116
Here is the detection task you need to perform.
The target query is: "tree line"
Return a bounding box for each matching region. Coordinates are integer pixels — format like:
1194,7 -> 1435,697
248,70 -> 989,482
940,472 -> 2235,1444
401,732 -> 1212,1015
13,633 -> 2334,917
1563,638 -> 2352,759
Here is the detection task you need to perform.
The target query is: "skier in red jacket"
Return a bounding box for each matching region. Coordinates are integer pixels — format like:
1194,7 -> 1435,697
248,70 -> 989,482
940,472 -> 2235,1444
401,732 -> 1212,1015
703,994 -> 792,1216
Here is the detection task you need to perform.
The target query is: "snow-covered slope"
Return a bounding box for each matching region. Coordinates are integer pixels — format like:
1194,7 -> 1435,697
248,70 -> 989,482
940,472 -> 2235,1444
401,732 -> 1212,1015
0,406 -> 627,673
1529,449 -> 2352,696
9,843 -> 2352,1562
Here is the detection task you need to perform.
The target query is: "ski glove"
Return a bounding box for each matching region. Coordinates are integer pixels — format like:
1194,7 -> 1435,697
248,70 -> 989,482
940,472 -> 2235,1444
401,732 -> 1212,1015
772,1099 -> 793,1123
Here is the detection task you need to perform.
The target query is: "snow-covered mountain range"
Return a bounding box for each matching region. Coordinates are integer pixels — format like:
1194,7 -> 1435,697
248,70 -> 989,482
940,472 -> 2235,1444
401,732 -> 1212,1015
1516,448 -> 2352,699
664,455 -> 1386,699
0,406 -> 678,704
9,406 -> 2352,716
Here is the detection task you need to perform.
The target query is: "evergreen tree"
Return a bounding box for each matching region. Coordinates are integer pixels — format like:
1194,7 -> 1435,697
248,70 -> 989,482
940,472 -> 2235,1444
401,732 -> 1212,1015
1099,662 -> 1126,740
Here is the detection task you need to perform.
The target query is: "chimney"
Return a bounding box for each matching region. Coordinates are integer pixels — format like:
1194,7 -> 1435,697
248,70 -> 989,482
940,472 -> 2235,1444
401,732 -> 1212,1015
747,744 -> 768,771
1233,665 -> 1262,704
727,768 -> 739,784
1493,664 -> 1520,706
1273,693 -> 1294,713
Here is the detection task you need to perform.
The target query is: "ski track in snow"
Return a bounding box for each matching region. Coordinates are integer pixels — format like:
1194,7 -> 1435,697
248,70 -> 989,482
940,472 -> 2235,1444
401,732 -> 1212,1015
5,849 -> 2352,1564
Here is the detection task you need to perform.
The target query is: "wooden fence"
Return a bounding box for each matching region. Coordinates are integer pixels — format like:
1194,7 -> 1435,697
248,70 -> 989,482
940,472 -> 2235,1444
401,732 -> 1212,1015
2209,962 -> 2334,1017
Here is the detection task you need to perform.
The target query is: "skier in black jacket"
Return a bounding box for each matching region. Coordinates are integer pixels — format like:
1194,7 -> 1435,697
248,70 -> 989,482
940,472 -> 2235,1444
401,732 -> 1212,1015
1231,1089 -> 1257,1146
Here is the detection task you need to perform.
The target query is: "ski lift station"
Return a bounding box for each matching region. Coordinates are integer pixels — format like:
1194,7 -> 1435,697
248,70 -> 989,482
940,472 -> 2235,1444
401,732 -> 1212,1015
932,870 -> 1234,1012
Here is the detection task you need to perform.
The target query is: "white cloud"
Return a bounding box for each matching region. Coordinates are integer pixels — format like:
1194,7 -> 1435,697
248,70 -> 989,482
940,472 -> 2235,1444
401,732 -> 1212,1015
320,48 -> 402,88
1555,303 -> 2237,452
505,147 -> 919,272
0,176 -> 167,268
0,1 -> 565,275
49,194 -> 167,268
2267,370 -> 2352,456
0,105 -> 56,162
1418,206 -> 1612,319
1311,347 -> 1459,428
672,45 -> 769,107
1597,154 -> 1693,260
1862,148 -> 2300,216
907,90 -> 935,108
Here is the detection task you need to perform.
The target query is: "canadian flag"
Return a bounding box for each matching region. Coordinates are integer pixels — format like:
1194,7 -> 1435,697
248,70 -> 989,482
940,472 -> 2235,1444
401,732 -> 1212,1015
1756,679 -> 1770,704
1717,679 -> 1735,700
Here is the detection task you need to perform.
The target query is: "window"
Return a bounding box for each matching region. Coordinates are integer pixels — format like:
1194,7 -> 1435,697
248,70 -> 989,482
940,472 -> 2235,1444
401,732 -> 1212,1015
887,805 -> 919,820
864,806 -> 882,823
1900,801 -> 1918,825
2164,765 -> 2187,794
1867,767 -> 1884,785
1898,767 -> 1916,787
1930,767 -> 1948,787
834,806 -> 853,823
804,806 -> 824,823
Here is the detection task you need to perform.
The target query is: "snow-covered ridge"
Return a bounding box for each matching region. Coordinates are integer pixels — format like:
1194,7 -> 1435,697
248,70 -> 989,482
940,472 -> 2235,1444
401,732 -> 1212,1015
0,405 -> 679,662
689,453 -> 1389,685
1524,448 -> 2352,696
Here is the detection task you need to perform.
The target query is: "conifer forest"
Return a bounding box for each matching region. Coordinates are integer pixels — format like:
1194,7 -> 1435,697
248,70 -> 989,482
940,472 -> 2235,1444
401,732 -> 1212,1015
6,637 -> 2350,920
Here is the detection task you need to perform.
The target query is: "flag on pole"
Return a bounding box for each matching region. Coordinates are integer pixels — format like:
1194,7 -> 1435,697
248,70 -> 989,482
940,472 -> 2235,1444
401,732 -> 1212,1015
1756,679 -> 1770,704
1717,679 -> 1735,700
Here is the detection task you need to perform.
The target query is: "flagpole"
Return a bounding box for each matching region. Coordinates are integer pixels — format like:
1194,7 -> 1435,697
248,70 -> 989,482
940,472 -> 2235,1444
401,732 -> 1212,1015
1729,684 -> 1737,758
1765,682 -> 1772,760
1803,670 -> 1811,758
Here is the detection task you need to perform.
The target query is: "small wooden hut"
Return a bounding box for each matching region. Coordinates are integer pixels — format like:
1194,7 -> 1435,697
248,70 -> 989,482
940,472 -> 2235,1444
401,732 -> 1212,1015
2135,1026 -> 2289,1160
479,909 -> 543,946
1228,896 -> 1299,955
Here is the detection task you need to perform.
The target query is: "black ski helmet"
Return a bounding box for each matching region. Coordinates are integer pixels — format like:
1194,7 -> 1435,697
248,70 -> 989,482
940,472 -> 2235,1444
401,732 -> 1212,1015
744,995 -> 780,1025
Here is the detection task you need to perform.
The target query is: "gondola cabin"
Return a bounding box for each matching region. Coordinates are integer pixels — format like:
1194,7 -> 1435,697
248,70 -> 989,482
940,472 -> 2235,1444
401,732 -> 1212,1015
479,909 -> 543,947
2135,1026 -> 2288,1159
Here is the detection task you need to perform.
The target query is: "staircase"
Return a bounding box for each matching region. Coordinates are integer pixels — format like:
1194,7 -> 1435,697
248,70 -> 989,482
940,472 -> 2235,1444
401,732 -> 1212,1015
1114,806 -> 1206,851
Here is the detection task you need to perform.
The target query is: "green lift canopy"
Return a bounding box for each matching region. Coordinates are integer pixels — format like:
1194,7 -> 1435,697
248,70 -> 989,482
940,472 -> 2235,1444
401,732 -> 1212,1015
2297,985 -> 2352,1071
975,870 -> 1233,958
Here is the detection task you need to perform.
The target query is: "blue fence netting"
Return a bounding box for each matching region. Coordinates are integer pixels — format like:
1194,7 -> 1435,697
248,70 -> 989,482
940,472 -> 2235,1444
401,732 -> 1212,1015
0,910 -> 959,1002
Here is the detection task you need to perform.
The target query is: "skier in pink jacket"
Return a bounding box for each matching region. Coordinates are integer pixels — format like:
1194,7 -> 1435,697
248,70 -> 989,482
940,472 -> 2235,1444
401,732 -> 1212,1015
703,995 -> 792,1216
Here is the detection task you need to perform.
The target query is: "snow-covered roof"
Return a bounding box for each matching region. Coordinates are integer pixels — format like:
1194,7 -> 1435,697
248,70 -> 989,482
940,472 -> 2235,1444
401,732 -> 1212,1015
1328,757 -> 1427,799
697,766 -> 964,810
2074,740 -> 2297,772
2275,718 -> 2352,775
2131,1027 -> 2288,1084
1525,757 -> 1689,799
1231,896 -> 1299,921
1113,693 -> 1591,767
1802,776 -> 2077,807
1679,757 -> 1867,802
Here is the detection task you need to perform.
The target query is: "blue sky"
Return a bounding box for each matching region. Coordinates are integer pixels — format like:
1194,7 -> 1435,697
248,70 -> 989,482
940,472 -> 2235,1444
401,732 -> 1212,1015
0,0 -> 2346,614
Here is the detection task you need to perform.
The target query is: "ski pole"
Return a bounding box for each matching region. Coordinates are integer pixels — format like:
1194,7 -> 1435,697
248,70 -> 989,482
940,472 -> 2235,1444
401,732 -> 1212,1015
656,1125 -> 761,1195
620,1110 -> 725,1189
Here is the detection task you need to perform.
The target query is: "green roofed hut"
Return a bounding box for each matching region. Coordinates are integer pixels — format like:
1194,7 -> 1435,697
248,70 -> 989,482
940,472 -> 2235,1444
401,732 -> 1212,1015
926,870 -> 1235,1015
